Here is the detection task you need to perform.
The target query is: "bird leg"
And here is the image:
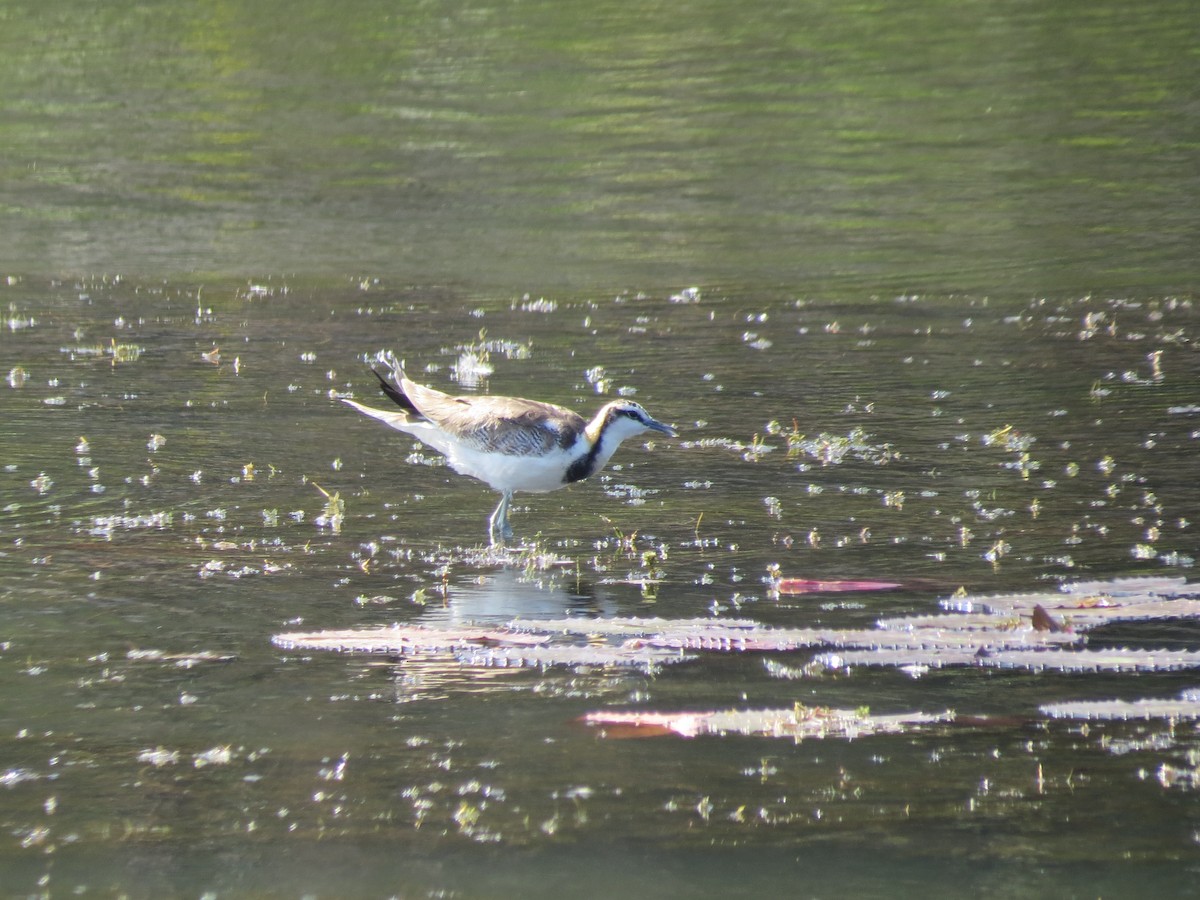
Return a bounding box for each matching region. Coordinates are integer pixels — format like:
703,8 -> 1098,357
489,490 -> 515,544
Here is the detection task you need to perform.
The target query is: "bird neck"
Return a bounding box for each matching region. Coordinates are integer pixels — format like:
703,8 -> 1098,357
565,408 -> 624,484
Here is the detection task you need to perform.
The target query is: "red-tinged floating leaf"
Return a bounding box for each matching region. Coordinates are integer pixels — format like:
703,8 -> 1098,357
578,720 -> 679,739
583,711 -> 713,738
775,578 -> 901,594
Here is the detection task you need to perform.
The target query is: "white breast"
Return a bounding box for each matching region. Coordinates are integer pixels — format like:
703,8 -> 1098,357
446,443 -> 584,494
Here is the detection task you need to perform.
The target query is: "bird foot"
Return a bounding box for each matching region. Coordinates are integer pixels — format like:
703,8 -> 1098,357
489,492 -> 515,545
489,523 -> 515,545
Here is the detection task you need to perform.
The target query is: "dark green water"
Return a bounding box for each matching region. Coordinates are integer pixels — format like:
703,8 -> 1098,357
2,1 -> 1199,897
4,0 -> 1198,293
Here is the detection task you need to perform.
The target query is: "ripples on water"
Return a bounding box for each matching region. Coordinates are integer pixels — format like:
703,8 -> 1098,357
2,0 -> 1200,891
1,277 -> 1199,895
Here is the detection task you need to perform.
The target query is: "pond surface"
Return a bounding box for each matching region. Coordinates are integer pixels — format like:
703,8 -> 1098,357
4,281 -> 1199,897
2,0 -> 1199,898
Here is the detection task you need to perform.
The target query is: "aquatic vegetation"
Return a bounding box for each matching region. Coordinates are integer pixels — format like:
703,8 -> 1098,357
137,747 -> 182,767
581,706 -> 954,740
785,426 -> 896,467
517,296 -> 557,314
88,511 -> 173,537
1041,687 -> 1200,721
5,311 -> 37,332
273,622 -> 690,670
109,338 -> 143,364
275,622 -> 692,671
456,644 -> 692,670
773,578 -> 900,594
5,275 -> 1200,882
312,482 -> 345,533
276,578 -> 1200,681
678,435 -> 775,460
816,646 -> 1200,674
125,649 -> 236,668
452,350 -> 493,386
273,623 -> 552,655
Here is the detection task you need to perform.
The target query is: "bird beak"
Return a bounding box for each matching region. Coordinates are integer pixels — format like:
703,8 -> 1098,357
648,418 -> 678,438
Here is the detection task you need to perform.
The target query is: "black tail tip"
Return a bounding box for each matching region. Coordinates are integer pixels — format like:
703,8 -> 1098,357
370,366 -> 418,413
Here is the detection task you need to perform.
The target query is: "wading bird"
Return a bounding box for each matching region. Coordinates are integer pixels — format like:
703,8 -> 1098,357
342,355 -> 676,543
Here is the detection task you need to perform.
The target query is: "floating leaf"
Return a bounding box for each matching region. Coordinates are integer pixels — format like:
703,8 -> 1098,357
272,625 -> 550,655
941,577 -> 1195,616
817,647 -> 1200,674
276,578 -> 1200,678
774,578 -> 901,594
455,644 -> 693,670
1040,689 -> 1200,721
504,617 -> 760,638
273,625 -> 685,670
581,706 -> 953,740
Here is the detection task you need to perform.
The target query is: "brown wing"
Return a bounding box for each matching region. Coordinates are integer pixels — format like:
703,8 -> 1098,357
402,377 -> 587,456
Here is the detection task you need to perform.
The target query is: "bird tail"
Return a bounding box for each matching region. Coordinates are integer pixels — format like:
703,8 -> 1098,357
341,397 -> 416,432
369,351 -> 420,415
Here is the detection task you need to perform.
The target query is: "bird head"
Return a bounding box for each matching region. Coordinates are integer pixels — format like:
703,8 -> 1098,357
590,400 -> 677,445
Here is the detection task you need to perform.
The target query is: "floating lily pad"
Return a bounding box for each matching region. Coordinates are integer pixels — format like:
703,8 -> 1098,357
876,612 -> 1050,632
940,576 -> 1197,618
1041,687 -> 1200,721
271,625 -> 550,655
581,706 -> 953,740
271,624 -> 683,670
637,625 -> 1079,653
816,647 -> 1200,674
503,616 -> 761,637
273,577 -> 1200,677
455,644 -> 694,670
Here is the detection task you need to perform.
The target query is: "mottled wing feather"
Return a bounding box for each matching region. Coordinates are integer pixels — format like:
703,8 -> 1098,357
402,379 -> 586,456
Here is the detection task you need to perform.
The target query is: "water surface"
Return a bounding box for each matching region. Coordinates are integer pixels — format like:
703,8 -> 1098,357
2,0 -> 1199,896
2,0 -> 1197,293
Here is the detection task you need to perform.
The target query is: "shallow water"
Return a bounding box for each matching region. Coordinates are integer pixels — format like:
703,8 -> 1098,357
2,0 -> 1200,896
3,281 -> 1199,897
